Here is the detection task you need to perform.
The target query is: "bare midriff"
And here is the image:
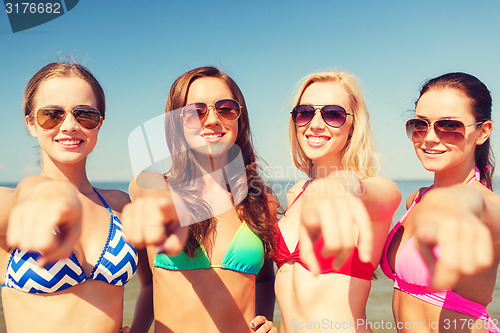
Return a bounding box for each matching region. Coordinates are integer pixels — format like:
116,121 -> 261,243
275,262 -> 372,333
153,267 -> 256,332
1,280 -> 124,333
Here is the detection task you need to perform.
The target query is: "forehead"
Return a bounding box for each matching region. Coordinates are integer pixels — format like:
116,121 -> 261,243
34,76 -> 97,108
300,82 -> 351,109
186,77 -> 233,104
416,88 -> 474,120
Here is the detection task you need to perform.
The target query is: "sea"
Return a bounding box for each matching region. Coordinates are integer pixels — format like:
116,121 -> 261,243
0,179 -> 499,333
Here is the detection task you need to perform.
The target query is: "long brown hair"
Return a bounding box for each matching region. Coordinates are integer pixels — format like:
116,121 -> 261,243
164,66 -> 276,258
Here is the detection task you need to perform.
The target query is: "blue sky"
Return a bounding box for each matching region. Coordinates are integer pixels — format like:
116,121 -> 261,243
1,0 -> 499,183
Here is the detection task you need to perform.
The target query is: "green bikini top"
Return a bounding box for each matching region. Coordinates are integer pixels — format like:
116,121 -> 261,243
154,221 -> 264,275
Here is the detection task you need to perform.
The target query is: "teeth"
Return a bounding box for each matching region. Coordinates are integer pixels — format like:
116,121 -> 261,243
308,136 -> 329,143
203,134 -> 223,140
423,149 -> 443,154
59,140 -> 81,145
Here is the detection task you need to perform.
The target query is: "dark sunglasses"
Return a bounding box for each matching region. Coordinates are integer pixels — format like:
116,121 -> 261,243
182,98 -> 241,128
35,106 -> 102,130
405,118 -> 483,143
291,105 -> 353,128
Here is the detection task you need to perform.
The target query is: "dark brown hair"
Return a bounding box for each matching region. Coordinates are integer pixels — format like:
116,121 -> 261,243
164,66 -> 276,258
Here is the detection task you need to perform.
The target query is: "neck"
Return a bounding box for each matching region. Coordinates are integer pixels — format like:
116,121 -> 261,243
40,154 -> 92,194
312,158 -> 343,179
433,160 -> 477,188
195,152 -> 229,175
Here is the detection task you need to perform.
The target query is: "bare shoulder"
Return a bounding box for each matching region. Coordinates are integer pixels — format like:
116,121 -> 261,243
288,179 -> 309,196
406,187 -> 427,209
286,179 -> 309,208
363,176 -> 401,204
94,188 -> 131,213
0,187 -> 15,198
363,176 -> 400,193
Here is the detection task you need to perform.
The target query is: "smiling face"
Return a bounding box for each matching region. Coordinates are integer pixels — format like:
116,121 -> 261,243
26,76 -> 101,168
295,81 -> 353,170
182,77 -> 239,157
413,88 -> 487,174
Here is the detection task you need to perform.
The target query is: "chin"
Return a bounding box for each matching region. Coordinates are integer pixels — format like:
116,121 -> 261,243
191,142 -> 233,157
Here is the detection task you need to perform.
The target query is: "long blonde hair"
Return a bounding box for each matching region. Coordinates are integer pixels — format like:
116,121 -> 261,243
289,70 -> 380,179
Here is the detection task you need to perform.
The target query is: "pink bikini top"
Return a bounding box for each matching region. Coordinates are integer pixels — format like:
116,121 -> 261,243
380,169 -> 500,331
273,182 -> 375,280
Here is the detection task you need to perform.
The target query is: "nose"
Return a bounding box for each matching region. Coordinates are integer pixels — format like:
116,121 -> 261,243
59,111 -> 79,132
309,109 -> 325,129
203,105 -> 221,127
423,124 -> 440,143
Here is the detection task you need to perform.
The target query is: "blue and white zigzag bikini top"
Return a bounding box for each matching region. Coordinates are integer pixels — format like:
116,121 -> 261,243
3,188 -> 138,294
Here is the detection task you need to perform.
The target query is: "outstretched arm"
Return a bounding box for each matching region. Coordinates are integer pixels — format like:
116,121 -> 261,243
413,183 -> 500,290
299,171 -> 401,275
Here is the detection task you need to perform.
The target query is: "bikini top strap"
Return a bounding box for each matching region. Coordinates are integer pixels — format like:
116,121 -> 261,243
287,180 -> 312,209
414,185 -> 433,203
92,188 -> 114,215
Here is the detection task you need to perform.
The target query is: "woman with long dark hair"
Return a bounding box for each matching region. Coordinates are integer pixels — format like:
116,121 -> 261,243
381,72 -> 500,332
123,66 -> 277,332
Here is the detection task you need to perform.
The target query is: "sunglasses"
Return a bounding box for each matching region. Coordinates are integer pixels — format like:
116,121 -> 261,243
405,118 -> 483,143
291,105 -> 353,128
182,99 -> 241,128
35,106 -> 102,130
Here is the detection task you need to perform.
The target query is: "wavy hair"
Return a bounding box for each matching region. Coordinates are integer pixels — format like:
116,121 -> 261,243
289,70 -> 380,179
164,66 -> 276,258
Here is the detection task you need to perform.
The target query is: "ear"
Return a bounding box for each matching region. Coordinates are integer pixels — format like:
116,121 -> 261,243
475,120 -> 492,145
25,115 -> 38,138
97,117 -> 103,130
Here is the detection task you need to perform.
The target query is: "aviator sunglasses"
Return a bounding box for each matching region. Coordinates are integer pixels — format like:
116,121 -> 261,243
405,118 -> 483,144
291,105 -> 353,128
35,106 -> 102,130
182,98 -> 241,128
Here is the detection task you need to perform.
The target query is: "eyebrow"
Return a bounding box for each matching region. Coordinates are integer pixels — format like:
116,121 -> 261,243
415,115 -> 457,121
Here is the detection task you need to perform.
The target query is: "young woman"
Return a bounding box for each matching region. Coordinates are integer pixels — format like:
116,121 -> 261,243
0,62 -> 152,333
273,70 -> 401,333
381,72 -> 500,332
122,66 -> 277,332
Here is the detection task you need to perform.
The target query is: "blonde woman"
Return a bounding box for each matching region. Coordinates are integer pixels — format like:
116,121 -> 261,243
273,70 -> 400,333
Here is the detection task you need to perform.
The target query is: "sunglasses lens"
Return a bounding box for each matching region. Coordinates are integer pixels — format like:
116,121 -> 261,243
321,106 -> 347,127
406,118 -> 466,143
183,103 -> 208,127
37,107 -> 66,129
73,107 -> 101,129
435,120 -> 465,142
292,105 -> 315,126
214,99 -> 240,121
406,119 -> 429,142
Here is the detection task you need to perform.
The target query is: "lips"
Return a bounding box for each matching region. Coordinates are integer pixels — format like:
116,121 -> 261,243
56,139 -> 84,148
422,149 -> 445,155
201,132 -> 225,143
306,135 -> 330,147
